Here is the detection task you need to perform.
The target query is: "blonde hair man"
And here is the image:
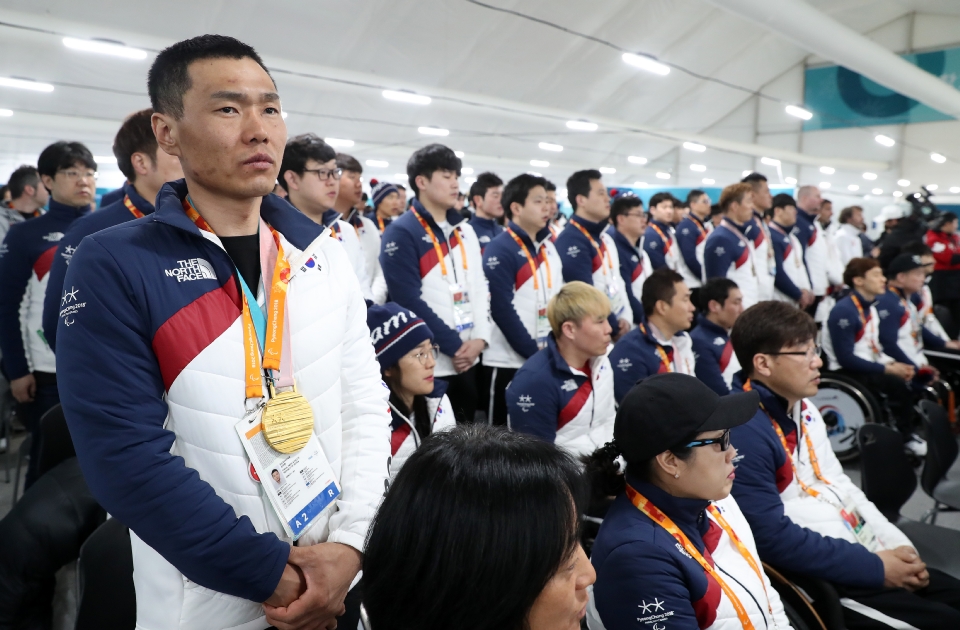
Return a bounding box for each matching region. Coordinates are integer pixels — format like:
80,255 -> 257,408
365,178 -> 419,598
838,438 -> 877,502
507,281 -> 616,456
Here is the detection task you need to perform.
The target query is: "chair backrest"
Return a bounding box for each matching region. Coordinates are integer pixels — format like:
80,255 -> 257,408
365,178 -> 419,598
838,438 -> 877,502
857,424 -> 917,520
919,400 -> 959,497
37,404 -> 75,479
75,517 -> 136,630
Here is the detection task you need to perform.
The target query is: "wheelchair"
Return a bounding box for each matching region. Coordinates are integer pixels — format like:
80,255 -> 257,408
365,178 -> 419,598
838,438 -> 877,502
809,372 -> 884,462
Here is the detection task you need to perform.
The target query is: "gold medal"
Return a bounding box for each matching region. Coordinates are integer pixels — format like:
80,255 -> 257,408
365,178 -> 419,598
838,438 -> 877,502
262,381 -> 314,453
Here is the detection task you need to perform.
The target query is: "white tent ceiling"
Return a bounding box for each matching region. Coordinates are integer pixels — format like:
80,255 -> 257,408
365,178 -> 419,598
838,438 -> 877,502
0,0 -> 959,201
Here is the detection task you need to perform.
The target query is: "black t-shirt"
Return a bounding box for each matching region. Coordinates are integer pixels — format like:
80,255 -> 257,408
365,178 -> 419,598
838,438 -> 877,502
220,234 -> 261,294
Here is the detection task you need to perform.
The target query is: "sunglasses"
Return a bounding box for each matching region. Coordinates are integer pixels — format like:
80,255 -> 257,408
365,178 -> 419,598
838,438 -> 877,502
684,429 -> 731,451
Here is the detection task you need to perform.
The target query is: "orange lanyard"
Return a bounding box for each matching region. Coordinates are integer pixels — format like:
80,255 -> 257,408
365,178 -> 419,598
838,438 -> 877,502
690,215 -> 707,238
851,295 -> 881,355
376,214 -> 386,233
642,324 -> 673,372
183,197 -> 290,399
506,227 -> 552,291
892,288 -> 921,341
124,195 -> 144,219
626,485 -> 757,630
571,221 -> 612,274
743,379 -> 829,498
650,222 -> 673,253
414,211 -> 468,277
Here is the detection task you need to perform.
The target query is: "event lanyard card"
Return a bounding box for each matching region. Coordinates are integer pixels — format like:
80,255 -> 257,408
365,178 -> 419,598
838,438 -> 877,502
235,409 -> 340,541
450,282 -> 474,332
606,278 -> 626,318
536,305 -> 551,350
820,487 -> 879,552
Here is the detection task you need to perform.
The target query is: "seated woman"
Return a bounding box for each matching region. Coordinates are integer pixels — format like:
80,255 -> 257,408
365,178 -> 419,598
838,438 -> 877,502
367,303 -> 456,479
587,373 -> 792,630
363,424 -> 596,630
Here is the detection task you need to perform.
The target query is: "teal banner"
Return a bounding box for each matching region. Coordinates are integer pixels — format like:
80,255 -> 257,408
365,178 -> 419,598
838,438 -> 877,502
803,46 -> 960,131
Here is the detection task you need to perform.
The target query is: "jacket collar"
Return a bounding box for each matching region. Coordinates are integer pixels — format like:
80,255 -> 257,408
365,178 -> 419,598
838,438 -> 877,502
545,334 -> 601,378
740,375 -> 794,432
473,215 -> 499,230
411,198 -> 465,230
649,218 -> 673,233
570,213 -> 607,240
47,198 -> 92,219
687,213 -> 707,230
607,224 -> 640,250
697,316 -> 728,339
506,220 -> 550,248
641,321 -> 674,348
152,179 -> 323,251
321,208 -> 342,229
771,220 -> 792,234
851,289 -> 875,308
624,478 -> 711,541
122,181 -> 155,215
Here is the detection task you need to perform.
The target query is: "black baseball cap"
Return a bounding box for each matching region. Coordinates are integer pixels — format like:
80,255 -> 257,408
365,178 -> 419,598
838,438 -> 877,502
887,253 -> 926,276
615,373 -> 759,462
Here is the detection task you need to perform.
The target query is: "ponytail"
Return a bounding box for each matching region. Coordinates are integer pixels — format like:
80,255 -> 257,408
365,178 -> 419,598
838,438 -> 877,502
582,440 -> 627,498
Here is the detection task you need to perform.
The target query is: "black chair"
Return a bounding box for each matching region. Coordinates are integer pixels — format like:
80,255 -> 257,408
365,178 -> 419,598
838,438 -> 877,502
763,563 -> 843,630
75,518 -> 136,630
917,400 -> 960,523
858,422 -> 960,579
12,435 -> 30,504
36,404 -> 74,480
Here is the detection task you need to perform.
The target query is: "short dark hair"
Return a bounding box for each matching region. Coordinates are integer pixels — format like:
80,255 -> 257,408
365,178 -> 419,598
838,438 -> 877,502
741,172 -> 768,186
731,301 -> 817,377
501,173 -> 547,219
699,277 -> 738,313
843,257 -> 881,289
406,144 -> 461,198
7,165 -> 41,199
901,241 -> 933,257
821,198 -> 832,208
112,109 -> 159,182
610,194 -> 643,228
686,189 -> 707,205
566,169 -> 602,210
336,152 -> 362,174
363,425 -> 585,630
709,203 -> 722,217
277,134 -> 336,191
642,268 -> 684,317
148,34 -> 273,119
838,205 -> 862,225
543,179 -> 557,192
771,193 -> 796,211
469,172 -> 503,206
37,141 -> 96,179
648,192 -> 674,209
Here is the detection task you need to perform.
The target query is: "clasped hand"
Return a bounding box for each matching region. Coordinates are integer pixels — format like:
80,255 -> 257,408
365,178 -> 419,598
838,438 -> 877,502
264,542 -> 362,630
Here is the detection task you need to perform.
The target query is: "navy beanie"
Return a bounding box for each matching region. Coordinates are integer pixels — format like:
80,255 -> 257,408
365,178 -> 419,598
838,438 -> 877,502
367,303 -> 434,369
372,181 -> 399,209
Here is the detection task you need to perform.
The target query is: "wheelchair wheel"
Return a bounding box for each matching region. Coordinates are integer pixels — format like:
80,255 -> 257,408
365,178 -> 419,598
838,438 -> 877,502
809,374 -> 882,462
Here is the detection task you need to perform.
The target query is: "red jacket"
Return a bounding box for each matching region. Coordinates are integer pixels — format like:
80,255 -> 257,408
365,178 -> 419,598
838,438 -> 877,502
926,229 -> 960,271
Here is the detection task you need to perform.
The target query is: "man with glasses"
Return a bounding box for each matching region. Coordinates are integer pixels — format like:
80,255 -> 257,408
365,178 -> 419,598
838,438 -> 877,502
675,189 -> 712,307
606,192 -> 650,326
730,301 -> 960,629
0,141 -> 95,488
278,134 -> 373,301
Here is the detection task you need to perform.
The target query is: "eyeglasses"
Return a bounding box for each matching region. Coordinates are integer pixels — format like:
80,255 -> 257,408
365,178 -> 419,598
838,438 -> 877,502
625,212 -> 646,219
303,167 -> 342,181
685,429 -> 731,451
407,344 -> 440,366
59,169 -> 97,181
767,345 -> 822,361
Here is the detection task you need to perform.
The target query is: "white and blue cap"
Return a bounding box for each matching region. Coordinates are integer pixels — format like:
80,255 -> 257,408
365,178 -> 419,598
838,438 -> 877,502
367,302 -> 434,368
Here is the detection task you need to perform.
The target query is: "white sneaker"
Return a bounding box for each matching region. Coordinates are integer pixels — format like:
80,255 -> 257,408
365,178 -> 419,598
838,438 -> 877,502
905,434 -> 928,458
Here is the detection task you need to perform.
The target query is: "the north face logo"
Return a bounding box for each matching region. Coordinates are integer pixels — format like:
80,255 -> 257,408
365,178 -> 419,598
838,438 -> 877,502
561,379 -> 577,392
165,258 -> 217,282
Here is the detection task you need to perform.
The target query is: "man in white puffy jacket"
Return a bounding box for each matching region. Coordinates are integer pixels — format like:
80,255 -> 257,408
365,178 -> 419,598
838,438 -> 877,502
730,301 -> 960,629
57,36 -> 390,630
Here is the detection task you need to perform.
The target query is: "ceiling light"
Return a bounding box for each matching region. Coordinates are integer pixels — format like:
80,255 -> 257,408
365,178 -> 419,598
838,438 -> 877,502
931,152 -> 947,164
530,159 -> 550,168
0,109 -> 12,117
848,184 -> 859,191
785,176 -> 797,185
952,187 -> 960,194
863,172 -> 877,180
94,155 -> 117,164
393,173 -> 409,182
461,167 -> 474,175
621,52 -> 670,76
872,188 -> 883,195
742,170 -> 752,177
62,37 -> 147,60
893,191 -> 903,197
528,171 -> 542,177
689,164 -> 706,172
875,134 -> 896,147
683,141 -> 706,152
281,111 -> 288,119
819,182 -> 831,189
656,172 -> 671,180
0,77 -> 54,92
566,120 -> 598,131
760,157 -> 781,166
628,155 -> 648,165
365,159 -> 389,168
784,105 -> 813,120
325,137 -> 354,148
465,176 -> 477,184
820,166 -> 835,175
599,167 -> 616,174
418,126 -> 449,136
383,89 -> 431,105
702,178 -> 715,185
633,181 -> 649,187
897,179 -> 910,187
454,151 -> 465,158
538,142 -> 563,152
928,184 -> 939,191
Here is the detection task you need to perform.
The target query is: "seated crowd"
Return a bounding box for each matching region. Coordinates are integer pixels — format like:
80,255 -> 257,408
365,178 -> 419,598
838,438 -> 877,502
3,33 -> 960,630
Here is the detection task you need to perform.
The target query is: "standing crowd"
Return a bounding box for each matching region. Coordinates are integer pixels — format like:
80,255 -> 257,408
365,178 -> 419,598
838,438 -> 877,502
1,33 -> 960,630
